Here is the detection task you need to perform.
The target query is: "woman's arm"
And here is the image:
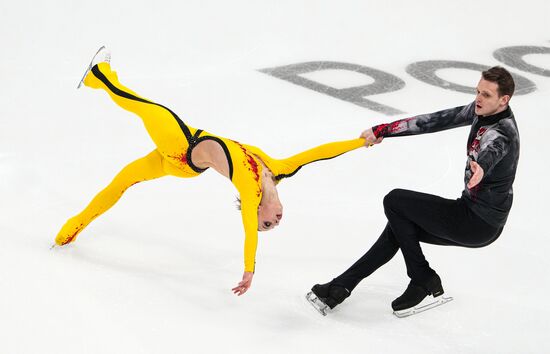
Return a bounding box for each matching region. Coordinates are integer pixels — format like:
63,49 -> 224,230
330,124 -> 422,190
275,138 -> 366,180
240,196 -> 260,274
231,190 -> 261,296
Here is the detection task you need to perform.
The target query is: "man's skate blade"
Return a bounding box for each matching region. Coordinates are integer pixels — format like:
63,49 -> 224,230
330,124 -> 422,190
305,291 -> 328,316
393,295 -> 453,318
77,45 -> 106,89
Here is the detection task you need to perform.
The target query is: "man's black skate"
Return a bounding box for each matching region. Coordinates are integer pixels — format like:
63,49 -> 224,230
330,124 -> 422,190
392,274 -> 453,318
306,282 -> 350,316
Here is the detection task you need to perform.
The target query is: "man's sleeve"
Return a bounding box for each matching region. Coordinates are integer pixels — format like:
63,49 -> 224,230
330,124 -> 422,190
372,102 -> 475,138
475,129 -> 511,176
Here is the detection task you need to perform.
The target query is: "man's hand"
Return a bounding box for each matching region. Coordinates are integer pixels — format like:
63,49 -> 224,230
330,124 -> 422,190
232,271 -> 254,296
360,128 -> 384,147
467,161 -> 484,189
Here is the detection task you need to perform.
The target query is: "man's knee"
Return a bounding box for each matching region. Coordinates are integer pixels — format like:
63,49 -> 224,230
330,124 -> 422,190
383,188 -> 407,210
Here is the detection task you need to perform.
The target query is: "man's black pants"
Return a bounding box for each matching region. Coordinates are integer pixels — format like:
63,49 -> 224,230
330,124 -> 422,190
333,189 -> 503,291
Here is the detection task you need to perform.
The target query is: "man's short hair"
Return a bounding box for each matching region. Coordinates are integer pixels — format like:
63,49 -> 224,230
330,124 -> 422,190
482,66 -> 515,98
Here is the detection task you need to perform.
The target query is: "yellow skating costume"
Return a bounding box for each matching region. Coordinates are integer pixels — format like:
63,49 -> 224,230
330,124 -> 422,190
55,62 -> 365,272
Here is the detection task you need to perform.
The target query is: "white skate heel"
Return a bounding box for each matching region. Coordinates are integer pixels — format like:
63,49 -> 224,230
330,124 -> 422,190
77,45 -> 111,89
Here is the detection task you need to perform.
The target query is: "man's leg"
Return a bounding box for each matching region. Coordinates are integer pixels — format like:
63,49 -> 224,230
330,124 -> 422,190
319,190 -> 464,295
382,188 -> 502,311
308,223 -> 400,310
332,223 -> 400,291
383,188 -> 499,285
312,188 -> 499,310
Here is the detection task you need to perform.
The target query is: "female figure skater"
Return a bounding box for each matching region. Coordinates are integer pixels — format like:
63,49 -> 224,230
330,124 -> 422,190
55,47 -> 366,296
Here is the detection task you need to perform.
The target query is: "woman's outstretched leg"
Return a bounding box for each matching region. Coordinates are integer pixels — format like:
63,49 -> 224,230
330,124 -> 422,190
83,60 -> 198,169
55,150 -> 167,246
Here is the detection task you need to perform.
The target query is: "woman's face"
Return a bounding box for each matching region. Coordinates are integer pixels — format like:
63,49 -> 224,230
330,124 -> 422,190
258,201 -> 283,231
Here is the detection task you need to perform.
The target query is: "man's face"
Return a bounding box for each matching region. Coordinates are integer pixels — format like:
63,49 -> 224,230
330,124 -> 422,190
475,78 -> 510,116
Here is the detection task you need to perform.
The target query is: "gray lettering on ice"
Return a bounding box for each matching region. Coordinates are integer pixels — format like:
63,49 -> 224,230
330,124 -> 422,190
406,60 -> 536,96
493,46 -> 550,77
259,61 -> 405,115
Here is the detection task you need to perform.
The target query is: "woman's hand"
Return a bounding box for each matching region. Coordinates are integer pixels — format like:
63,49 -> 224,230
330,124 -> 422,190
232,271 -> 254,296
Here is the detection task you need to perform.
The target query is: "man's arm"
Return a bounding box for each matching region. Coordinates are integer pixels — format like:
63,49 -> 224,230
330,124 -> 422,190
362,103 -> 475,145
474,129 -> 511,177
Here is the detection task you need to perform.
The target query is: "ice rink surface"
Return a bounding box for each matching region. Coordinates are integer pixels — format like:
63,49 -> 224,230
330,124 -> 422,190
1,1 -> 549,353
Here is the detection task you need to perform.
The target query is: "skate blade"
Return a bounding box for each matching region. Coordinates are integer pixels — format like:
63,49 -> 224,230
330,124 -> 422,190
393,295 -> 453,318
77,45 -> 106,89
305,291 -> 328,316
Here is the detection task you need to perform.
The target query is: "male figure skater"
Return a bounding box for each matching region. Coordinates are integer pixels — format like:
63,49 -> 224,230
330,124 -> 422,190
308,66 -> 520,317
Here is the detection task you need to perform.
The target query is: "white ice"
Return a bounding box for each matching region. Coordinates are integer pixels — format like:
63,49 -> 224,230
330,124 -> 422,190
1,1 -> 549,353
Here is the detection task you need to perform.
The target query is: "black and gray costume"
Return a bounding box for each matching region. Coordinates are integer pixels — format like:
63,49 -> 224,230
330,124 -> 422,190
333,101 -> 520,290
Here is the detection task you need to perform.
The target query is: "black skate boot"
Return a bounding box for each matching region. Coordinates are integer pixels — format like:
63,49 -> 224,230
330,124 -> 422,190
311,282 -> 331,300
306,282 -> 350,316
311,282 -> 351,309
391,274 -> 452,317
324,285 -> 351,309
